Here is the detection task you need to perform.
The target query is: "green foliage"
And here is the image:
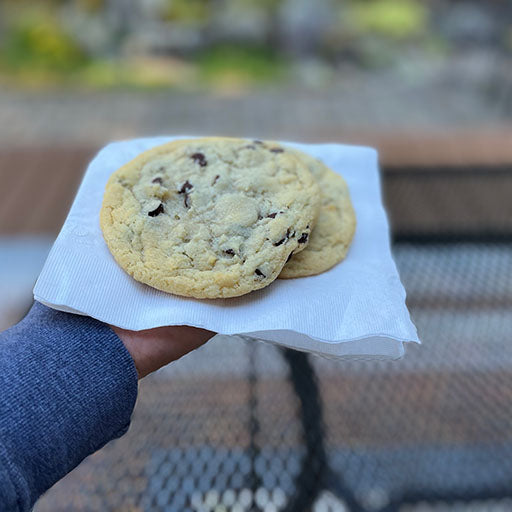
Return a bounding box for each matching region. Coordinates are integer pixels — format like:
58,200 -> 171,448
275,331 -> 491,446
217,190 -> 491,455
235,0 -> 281,11
197,45 -> 286,85
79,59 -> 122,88
0,9 -> 87,72
348,0 -> 429,40
423,36 -> 451,57
79,58 -> 194,90
164,0 -> 211,23
77,0 -> 105,13
0,0 -> 447,90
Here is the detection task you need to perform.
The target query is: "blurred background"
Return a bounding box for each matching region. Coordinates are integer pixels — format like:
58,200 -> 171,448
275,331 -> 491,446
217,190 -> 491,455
1,1 -> 512,511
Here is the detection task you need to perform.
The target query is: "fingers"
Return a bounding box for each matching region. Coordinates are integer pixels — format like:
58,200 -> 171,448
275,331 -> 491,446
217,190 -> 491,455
111,324 -> 215,379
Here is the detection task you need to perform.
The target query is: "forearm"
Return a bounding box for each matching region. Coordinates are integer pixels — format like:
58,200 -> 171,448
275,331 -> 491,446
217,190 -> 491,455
0,302 -> 138,511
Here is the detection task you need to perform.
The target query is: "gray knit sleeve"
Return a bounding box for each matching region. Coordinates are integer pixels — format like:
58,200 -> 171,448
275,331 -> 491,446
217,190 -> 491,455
0,302 -> 138,512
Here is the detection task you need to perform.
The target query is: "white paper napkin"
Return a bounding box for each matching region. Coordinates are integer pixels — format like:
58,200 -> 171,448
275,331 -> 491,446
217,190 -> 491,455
34,136 -> 419,360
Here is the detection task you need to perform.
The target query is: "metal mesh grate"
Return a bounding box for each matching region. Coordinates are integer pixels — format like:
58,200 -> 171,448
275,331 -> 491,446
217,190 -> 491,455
35,242 -> 512,511
314,243 -> 512,510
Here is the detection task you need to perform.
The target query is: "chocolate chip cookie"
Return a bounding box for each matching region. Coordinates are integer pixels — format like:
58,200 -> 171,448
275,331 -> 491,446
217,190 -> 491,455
279,149 -> 356,278
100,138 -> 320,298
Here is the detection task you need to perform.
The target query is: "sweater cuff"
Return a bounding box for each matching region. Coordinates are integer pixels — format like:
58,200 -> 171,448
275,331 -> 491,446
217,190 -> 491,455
0,301 -> 138,509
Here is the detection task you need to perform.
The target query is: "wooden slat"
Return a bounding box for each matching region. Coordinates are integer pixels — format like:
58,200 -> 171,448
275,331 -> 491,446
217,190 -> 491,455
1,129 -> 512,236
310,127 -> 512,167
0,147 -> 97,235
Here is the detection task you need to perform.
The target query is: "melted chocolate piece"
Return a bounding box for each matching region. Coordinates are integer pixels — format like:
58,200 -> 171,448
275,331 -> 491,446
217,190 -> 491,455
267,212 -> 277,219
148,203 -> 164,217
298,232 -> 308,244
224,249 -> 235,256
191,152 -> 207,167
179,180 -> 193,194
273,228 -> 293,246
255,269 -> 266,278
152,177 -> 163,184
178,180 -> 193,207
253,140 -> 264,145
212,175 -> 220,185
270,147 -> 284,153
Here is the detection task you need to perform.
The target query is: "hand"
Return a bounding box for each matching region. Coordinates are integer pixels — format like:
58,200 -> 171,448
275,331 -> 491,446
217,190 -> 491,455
111,324 -> 215,379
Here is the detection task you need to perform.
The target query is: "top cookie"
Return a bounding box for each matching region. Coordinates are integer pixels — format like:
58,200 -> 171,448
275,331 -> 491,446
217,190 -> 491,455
100,138 -> 320,299
279,149 -> 356,279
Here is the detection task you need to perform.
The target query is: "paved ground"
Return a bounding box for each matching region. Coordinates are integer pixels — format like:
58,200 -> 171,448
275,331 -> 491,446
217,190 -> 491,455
1,55 -> 510,150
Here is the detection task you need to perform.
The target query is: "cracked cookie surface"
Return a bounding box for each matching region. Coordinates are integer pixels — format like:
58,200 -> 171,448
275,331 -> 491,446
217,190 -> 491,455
100,138 -> 320,298
279,149 -> 356,278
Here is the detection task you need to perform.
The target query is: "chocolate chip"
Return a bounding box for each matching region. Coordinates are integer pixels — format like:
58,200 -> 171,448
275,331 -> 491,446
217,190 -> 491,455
224,249 -> 235,256
152,177 -> 163,184
273,228 -> 293,246
270,147 -> 284,153
298,233 -> 308,244
148,203 -> 164,217
212,175 -> 220,185
253,140 -> 264,145
178,180 -> 194,208
255,269 -> 266,278
179,180 -> 193,194
267,212 -> 277,219
191,152 -> 207,167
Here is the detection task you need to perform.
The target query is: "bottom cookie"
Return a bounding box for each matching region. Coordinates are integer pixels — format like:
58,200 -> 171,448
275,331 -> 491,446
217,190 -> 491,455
279,150 -> 356,278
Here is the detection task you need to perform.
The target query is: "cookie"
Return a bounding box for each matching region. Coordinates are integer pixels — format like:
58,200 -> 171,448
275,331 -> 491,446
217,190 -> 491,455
100,137 -> 321,299
279,149 -> 356,278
